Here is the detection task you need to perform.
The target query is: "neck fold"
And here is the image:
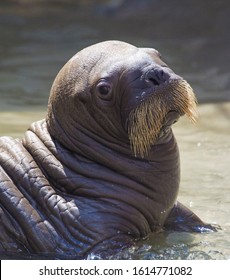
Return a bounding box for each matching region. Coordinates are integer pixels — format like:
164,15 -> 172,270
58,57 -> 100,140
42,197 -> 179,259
23,119 -> 180,238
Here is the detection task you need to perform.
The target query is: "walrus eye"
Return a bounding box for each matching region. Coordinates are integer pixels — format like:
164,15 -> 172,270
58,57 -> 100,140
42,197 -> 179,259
96,80 -> 112,99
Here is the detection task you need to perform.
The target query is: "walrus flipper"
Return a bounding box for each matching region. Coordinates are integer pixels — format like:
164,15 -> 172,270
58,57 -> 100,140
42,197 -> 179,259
164,201 -> 219,233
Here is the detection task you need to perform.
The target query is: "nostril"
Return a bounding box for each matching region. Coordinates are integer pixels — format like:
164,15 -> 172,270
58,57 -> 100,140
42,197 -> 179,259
148,77 -> 160,86
158,70 -> 165,80
147,67 -> 170,86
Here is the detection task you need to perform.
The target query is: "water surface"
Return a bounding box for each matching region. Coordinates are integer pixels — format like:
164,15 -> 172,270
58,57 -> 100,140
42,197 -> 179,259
0,0 -> 229,259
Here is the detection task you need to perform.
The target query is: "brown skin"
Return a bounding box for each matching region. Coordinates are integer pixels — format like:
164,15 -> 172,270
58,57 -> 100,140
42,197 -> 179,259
0,41 -> 216,259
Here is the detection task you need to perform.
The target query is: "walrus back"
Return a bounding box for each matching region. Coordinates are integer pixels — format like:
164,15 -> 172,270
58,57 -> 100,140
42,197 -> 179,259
0,127 -> 92,257
0,135 -> 58,253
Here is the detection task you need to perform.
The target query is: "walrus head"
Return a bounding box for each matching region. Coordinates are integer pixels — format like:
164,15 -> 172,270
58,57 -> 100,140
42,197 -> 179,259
47,40 -> 197,158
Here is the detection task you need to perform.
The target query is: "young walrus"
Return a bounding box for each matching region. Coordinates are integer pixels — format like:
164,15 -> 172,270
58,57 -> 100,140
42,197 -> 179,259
0,41 -> 217,259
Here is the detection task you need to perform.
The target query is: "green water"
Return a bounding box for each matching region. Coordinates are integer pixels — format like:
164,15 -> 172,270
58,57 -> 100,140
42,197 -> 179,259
0,1 -> 229,259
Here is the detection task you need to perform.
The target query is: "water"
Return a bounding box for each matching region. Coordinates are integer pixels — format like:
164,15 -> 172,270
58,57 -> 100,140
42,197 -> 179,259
0,0 -> 229,260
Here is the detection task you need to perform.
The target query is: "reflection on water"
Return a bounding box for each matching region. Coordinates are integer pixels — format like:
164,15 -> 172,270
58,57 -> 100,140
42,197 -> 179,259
0,0 -> 229,259
0,111 -> 45,138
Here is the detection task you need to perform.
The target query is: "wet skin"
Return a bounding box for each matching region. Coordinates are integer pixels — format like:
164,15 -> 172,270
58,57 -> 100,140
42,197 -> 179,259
0,41 -> 217,259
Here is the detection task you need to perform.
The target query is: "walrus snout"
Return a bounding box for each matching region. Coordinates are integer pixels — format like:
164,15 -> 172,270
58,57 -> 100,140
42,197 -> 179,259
127,78 -> 198,158
145,66 -> 173,86
121,66 -> 180,131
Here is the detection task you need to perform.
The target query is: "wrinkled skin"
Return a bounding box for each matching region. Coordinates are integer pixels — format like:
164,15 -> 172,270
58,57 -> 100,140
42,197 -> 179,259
0,41 -> 216,259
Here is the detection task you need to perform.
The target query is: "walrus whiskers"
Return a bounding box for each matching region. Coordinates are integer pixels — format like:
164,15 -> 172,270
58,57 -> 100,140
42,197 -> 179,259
171,80 -> 198,124
128,79 -> 198,158
128,96 -> 167,157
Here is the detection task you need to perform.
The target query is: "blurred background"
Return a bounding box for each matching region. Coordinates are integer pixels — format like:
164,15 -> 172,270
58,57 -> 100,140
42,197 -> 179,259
0,0 -> 229,259
0,0 -> 229,111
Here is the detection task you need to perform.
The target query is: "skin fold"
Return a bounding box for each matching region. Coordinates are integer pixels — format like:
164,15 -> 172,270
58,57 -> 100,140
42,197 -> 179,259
0,41 -> 217,259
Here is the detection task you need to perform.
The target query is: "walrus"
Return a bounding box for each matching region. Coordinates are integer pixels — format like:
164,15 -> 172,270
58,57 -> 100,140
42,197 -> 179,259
0,41 -> 217,259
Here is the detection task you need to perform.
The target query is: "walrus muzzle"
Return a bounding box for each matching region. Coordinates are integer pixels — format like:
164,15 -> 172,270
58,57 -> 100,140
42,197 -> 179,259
128,79 -> 198,157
